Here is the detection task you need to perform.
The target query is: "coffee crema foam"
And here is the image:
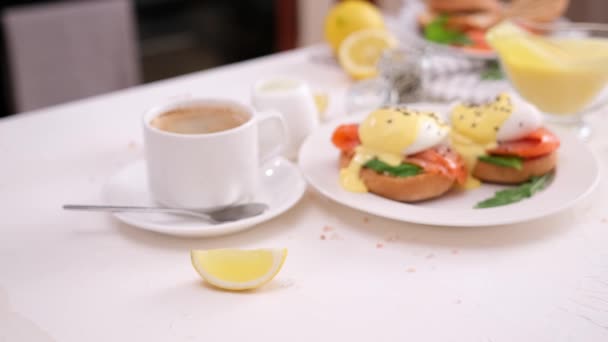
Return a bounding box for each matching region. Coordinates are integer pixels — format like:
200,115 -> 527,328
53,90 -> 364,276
150,105 -> 250,134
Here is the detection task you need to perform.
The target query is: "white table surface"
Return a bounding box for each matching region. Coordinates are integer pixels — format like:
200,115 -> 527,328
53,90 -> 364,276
1,45 -> 608,342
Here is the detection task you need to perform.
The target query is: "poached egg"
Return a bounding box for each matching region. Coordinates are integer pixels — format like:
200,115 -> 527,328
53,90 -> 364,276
449,92 -> 542,188
340,107 -> 450,192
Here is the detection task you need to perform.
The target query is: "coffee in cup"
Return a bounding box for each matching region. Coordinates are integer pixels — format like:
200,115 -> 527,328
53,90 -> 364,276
149,105 -> 250,135
143,98 -> 286,209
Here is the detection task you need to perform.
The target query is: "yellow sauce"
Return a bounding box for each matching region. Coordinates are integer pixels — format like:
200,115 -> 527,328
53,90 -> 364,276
449,93 -> 513,189
493,35 -> 608,114
339,108 -> 424,192
340,145 -> 402,192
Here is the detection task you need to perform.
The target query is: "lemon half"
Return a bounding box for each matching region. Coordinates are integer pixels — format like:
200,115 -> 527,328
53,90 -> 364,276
338,28 -> 398,80
324,0 -> 385,53
191,248 -> 287,291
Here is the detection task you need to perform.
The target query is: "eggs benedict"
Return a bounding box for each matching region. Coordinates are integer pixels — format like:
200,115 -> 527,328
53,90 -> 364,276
449,92 -> 559,186
332,107 -> 466,202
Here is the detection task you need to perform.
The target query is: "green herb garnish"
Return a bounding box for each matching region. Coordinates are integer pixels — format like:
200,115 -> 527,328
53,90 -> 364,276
481,60 -> 504,80
478,155 -> 523,170
475,173 -> 554,209
424,15 -> 472,46
364,159 -> 422,178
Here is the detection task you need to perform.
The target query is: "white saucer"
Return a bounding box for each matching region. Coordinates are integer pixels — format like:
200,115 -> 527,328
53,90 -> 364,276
102,157 -> 306,237
299,105 -> 601,227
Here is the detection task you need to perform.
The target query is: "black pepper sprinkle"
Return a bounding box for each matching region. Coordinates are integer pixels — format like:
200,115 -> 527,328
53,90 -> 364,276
494,126 -> 499,131
387,119 -> 393,124
519,122 -> 523,127
472,123 -> 477,128
459,115 -> 464,120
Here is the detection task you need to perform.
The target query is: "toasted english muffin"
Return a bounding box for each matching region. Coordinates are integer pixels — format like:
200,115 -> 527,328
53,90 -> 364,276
339,152 -> 455,202
473,151 -> 557,184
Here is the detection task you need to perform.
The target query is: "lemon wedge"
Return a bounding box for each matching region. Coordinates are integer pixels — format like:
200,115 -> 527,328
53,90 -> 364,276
338,28 -> 398,80
190,248 -> 287,291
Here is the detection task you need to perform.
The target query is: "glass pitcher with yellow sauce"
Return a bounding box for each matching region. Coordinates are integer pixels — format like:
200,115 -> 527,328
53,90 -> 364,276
487,20 -> 608,140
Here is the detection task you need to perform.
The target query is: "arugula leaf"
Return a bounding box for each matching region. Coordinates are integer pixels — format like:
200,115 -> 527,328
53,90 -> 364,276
475,173 -> 554,209
478,155 -> 523,170
481,61 -> 504,80
424,14 -> 472,46
364,159 -> 422,178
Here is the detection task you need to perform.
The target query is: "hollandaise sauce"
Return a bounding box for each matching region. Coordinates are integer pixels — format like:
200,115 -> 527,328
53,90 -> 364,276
487,21 -> 608,115
340,108 -> 443,192
495,36 -> 608,114
449,93 -> 513,189
339,146 -> 403,192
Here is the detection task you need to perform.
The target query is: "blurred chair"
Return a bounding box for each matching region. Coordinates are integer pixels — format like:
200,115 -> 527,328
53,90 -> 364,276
566,0 -> 608,23
2,0 -> 140,113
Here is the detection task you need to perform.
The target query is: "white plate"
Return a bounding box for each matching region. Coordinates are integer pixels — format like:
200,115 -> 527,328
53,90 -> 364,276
391,1 -> 497,61
298,106 -> 600,227
102,157 -> 306,237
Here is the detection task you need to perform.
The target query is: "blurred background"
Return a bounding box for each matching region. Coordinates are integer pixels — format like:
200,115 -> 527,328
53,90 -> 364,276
0,0 -> 606,118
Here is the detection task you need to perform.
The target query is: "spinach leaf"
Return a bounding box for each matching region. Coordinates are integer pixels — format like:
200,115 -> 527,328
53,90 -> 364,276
424,15 -> 472,45
364,159 -> 422,178
478,155 -> 524,170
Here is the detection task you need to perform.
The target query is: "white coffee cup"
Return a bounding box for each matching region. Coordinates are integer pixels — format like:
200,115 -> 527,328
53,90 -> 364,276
143,98 -> 286,209
251,77 -> 319,160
